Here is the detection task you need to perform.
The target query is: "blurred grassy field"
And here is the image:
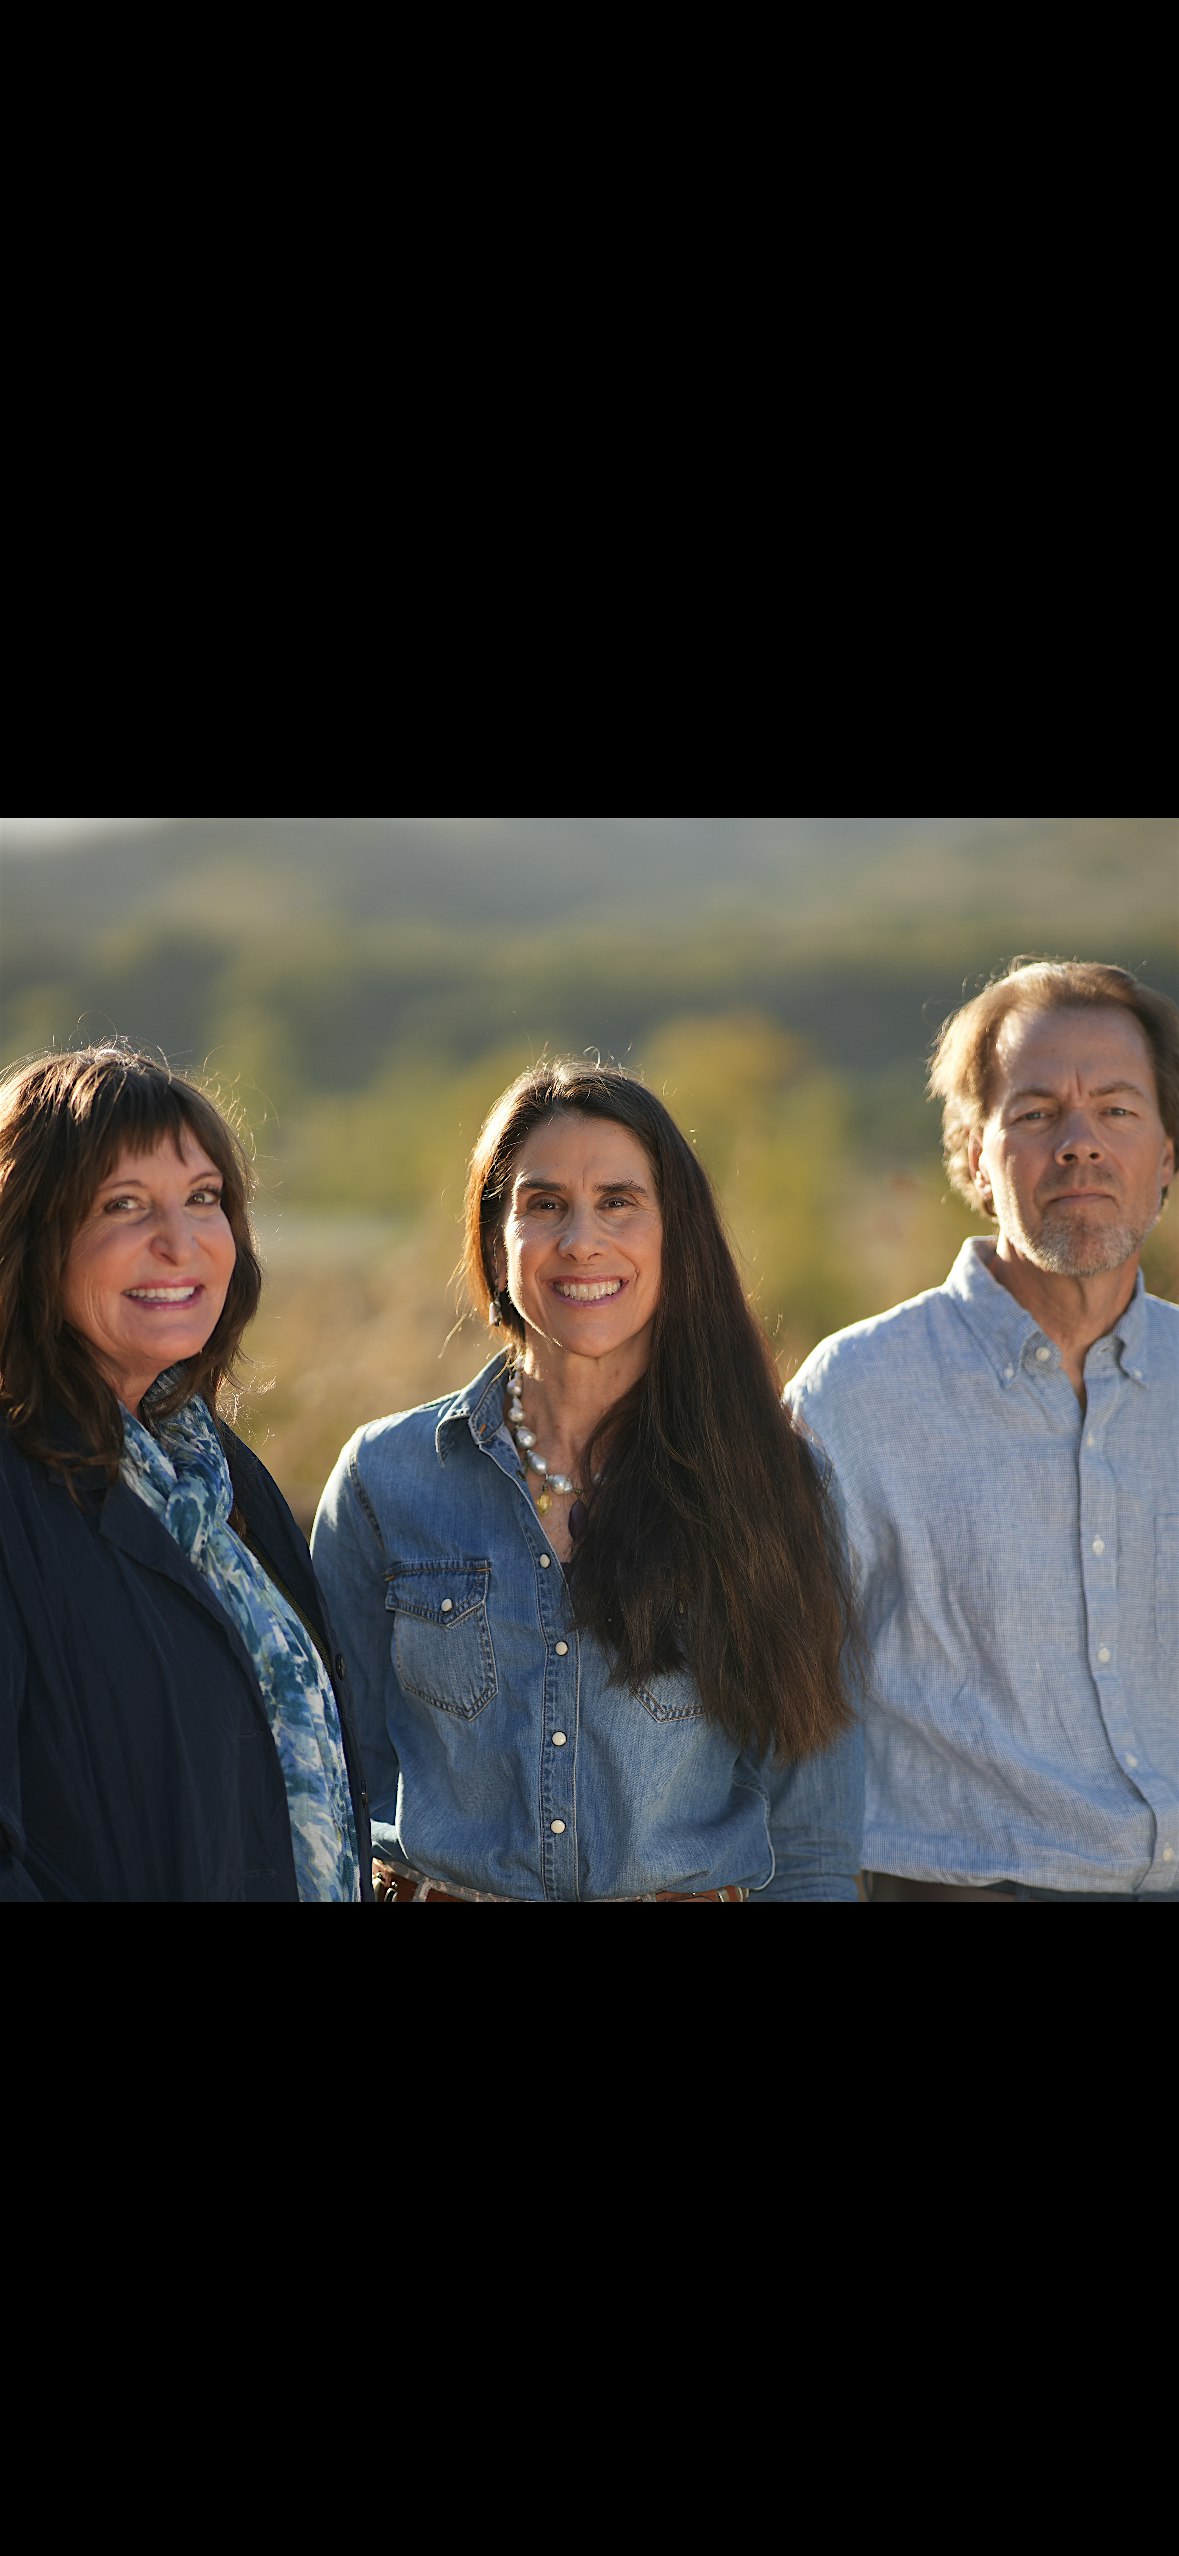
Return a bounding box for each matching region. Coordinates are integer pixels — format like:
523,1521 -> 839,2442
3,818 -> 1175,1530
237,1043 -> 1178,1532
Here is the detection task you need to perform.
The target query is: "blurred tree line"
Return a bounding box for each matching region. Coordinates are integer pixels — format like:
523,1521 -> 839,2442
3,818 -> 1175,1522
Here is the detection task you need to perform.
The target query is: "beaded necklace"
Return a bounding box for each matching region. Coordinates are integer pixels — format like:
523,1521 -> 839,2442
506,1368 -> 591,1542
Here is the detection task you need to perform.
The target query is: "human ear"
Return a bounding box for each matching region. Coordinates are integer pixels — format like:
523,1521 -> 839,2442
969,1130 -> 995,1214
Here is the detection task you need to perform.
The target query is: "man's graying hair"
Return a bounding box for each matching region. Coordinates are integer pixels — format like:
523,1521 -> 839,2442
929,959 -> 1179,1212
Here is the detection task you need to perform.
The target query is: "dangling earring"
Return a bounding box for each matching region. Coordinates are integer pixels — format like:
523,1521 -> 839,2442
488,1297 -> 503,1329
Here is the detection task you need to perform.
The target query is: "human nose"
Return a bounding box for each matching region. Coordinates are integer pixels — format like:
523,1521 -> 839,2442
1055,1108 -> 1104,1163
557,1201 -> 604,1259
148,1203 -> 196,1259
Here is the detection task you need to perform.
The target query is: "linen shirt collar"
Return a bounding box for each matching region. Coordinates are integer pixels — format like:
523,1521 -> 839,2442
944,1235 -> 1150,1389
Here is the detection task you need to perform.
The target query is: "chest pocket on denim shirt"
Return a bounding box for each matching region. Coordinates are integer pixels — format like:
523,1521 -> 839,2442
386,1564 -> 497,1719
635,1669 -> 705,1723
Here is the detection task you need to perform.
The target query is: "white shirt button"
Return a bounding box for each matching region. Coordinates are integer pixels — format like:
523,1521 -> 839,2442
1036,1347 -> 1052,1364
1125,1754 -> 1138,1770
1098,1648 -> 1112,1665
1087,1433 -> 1097,1449
1092,1539 -> 1106,1556
1004,1366 -> 1015,1381
552,1732 -> 568,1748
550,1821 -> 567,1837
540,1556 -> 552,1569
555,1642 -> 569,1657
1163,1848 -> 1175,1865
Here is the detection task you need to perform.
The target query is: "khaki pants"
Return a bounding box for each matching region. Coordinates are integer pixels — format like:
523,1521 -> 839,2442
864,1872 -> 1016,1903
864,1872 -> 1159,1903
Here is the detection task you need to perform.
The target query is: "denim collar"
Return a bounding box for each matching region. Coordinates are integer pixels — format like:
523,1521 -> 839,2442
945,1236 -> 1150,1390
433,1353 -> 514,1464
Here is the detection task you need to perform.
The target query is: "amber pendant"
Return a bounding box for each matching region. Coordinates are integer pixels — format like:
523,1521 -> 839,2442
537,1491 -> 553,1515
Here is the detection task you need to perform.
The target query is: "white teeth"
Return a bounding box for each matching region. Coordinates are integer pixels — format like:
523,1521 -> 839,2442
128,1288 -> 199,1303
554,1282 -> 623,1302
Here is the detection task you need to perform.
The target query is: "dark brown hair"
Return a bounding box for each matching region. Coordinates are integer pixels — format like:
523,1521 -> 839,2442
464,1061 -> 857,1763
0,1044 -> 262,1480
930,959 -> 1179,1210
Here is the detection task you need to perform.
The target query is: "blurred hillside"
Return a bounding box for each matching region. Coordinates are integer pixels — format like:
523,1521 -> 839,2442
2,816 -> 1175,1523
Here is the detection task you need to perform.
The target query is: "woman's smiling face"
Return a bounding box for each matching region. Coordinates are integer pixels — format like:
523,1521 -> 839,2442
61,1127 -> 238,1413
498,1112 -> 663,1378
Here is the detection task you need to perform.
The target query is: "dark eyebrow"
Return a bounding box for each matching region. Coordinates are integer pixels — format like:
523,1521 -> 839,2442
1007,1081 -> 1149,1106
96,1162 -> 223,1192
515,1174 -> 652,1197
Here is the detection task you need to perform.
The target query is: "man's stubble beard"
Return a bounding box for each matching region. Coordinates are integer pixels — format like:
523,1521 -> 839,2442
1019,1201 -> 1158,1278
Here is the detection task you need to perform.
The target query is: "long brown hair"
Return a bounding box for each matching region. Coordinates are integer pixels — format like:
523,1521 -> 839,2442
464,1062 -> 857,1762
0,1045 -> 262,1481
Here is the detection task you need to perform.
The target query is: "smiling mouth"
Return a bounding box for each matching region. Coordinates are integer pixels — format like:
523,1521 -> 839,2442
126,1286 -> 203,1305
550,1280 -> 626,1303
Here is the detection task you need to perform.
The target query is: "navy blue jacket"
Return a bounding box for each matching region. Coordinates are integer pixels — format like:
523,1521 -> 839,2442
0,1415 -> 373,1903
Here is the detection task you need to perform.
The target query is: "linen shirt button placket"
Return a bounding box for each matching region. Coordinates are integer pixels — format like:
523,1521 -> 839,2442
1084,1523 -> 1118,1697
1077,1368 -> 1143,1799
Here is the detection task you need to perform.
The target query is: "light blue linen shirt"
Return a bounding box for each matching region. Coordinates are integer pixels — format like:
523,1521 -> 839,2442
787,1238 -> 1179,1896
311,1357 -> 863,1902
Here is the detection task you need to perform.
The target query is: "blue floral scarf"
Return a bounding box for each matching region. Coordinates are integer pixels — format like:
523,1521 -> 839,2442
121,1397 -> 361,1904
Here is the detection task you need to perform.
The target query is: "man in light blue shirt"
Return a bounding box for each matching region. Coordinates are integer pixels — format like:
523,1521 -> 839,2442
787,959 -> 1179,1901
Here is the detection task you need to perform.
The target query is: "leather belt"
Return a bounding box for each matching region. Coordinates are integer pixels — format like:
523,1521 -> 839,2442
374,1866 -> 747,1905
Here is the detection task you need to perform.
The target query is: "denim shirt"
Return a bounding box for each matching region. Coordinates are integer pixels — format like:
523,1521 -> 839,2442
788,1239 -> 1179,1897
311,1357 -> 863,1901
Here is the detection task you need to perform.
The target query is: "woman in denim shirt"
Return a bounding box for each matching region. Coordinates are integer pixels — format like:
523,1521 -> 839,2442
312,1064 -> 863,1901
